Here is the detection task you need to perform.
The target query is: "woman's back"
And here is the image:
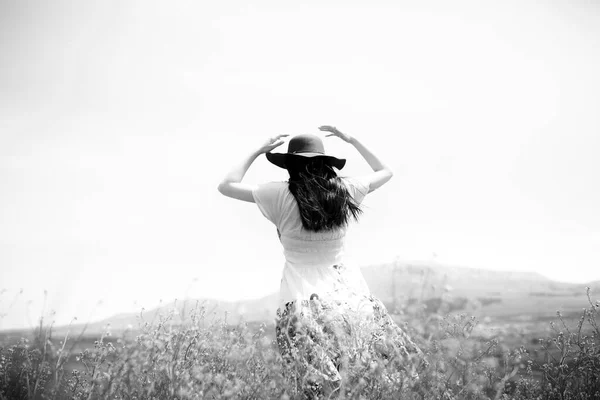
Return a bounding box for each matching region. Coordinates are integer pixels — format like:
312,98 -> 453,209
253,177 -> 368,238
252,177 -> 371,305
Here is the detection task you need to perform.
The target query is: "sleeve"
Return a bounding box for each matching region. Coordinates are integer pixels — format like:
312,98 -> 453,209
343,176 -> 370,205
251,182 -> 285,225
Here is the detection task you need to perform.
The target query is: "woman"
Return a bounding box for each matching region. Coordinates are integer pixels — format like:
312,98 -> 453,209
218,126 -> 422,396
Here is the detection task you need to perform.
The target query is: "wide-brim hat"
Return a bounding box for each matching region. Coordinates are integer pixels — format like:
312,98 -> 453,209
266,133 -> 346,170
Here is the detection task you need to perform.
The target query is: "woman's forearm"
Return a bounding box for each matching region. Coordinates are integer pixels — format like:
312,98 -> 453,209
349,136 -> 390,172
219,149 -> 260,185
217,134 -> 288,201
318,125 -> 393,192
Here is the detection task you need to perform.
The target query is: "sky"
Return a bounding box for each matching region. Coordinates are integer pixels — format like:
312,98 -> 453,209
1,0 -> 599,330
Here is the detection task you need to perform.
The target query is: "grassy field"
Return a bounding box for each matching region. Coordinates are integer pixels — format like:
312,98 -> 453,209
1,284 -> 599,399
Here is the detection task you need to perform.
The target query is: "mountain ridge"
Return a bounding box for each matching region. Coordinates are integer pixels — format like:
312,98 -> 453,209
6,262 -> 598,335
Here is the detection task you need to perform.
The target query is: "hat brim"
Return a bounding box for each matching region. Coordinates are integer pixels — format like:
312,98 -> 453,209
266,152 -> 346,170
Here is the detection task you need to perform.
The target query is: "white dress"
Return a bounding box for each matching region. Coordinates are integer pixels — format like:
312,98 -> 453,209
252,177 -> 423,390
251,177 -> 372,310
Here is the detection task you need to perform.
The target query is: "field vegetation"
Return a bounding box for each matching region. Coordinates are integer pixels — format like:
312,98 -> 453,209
1,287 -> 599,399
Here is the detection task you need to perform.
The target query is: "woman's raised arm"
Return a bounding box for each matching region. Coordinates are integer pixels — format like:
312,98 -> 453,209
318,126 -> 393,193
217,134 -> 289,202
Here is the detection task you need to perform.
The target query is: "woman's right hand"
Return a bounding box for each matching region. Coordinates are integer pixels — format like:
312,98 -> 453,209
319,125 -> 353,143
257,134 -> 289,154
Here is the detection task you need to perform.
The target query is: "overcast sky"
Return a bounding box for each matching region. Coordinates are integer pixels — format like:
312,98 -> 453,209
1,0 -> 599,330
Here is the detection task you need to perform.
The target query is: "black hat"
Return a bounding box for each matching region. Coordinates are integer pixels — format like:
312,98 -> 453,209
266,134 -> 346,170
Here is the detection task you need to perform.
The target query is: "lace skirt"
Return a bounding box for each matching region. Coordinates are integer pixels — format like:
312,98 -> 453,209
275,266 -> 424,396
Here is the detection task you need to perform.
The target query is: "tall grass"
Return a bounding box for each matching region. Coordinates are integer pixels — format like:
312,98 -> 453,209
1,289 -> 599,399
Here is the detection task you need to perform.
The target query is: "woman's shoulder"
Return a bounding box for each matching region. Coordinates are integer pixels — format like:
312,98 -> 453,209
259,180 -> 288,188
252,181 -> 291,225
340,176 -> 370,203
253,181 -> 288,195
341,175 -> 368,188
252,181 -> 289,203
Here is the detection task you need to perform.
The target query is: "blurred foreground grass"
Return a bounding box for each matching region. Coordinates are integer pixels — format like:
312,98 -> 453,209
1,289 -> 599,400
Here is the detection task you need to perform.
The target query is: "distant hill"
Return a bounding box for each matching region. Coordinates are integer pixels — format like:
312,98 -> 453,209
68,293 -> 281,335
361,261 -> 551,300
27,263 -> 600,336
360,261 -> 597,319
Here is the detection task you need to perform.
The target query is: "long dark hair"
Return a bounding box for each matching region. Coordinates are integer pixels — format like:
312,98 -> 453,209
287,157 -> 362,232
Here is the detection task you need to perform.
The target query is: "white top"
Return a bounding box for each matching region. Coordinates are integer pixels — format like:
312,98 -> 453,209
252,177 -> 372,309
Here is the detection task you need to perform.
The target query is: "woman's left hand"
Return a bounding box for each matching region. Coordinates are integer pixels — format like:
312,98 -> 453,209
319,126 -> 353,143
257,134 -> 289,154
